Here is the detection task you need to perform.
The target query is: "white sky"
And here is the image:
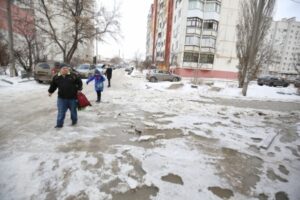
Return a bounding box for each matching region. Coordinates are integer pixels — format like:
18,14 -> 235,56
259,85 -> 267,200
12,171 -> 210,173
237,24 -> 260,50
97,0 -> 300,60
96,0 -> 153,60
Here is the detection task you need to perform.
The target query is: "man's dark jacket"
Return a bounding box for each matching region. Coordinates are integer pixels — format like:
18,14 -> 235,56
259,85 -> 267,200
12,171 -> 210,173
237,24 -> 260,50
105,67 -> 112,79
48,73 -> 83,99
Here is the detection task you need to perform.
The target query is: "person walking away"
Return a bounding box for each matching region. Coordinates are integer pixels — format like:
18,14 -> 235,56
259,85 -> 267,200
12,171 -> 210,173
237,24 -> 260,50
48,63 -> 83,128
86,69 -> 105,103
105,64 -> 113,87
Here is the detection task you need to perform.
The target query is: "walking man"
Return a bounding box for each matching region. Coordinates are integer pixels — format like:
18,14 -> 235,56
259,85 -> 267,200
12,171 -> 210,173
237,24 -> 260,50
105,64 -> 113,87
48,63 -> 83,128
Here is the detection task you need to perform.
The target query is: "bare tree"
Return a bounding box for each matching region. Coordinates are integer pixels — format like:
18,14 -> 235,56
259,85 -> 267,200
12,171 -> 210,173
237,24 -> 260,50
12,9 -> 36,73
236,0 -> 276,96
25,0 -> 120,63
110,56 -> 122,65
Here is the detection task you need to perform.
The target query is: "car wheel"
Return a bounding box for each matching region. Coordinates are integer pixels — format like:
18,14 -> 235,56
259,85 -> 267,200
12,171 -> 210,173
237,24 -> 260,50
283,84 -> 289,87
258,84 -> 263,86
150,77 -> 157,82
172,77 -> 179,82
35,79 -> 42,83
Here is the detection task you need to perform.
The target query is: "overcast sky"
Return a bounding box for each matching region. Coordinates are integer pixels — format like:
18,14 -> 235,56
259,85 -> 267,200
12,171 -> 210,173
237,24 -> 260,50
97,0 -> 300,60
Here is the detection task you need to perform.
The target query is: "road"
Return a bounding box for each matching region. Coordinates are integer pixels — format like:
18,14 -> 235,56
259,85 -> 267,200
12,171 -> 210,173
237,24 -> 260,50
0,69 -> 299,200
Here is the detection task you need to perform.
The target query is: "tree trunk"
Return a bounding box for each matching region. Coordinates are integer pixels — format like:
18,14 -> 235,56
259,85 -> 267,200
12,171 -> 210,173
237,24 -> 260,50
242,74 -> 250,96
6,0 -> 16,77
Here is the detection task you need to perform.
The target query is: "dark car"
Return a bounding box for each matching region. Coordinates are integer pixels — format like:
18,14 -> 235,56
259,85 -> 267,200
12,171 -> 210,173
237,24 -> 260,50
257,76 -> 289,87
294,78 -> 300,88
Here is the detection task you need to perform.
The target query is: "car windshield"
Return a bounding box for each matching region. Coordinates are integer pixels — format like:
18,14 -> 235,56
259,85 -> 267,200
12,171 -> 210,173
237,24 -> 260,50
38,63 -> 50,69
78,64 -> 89,70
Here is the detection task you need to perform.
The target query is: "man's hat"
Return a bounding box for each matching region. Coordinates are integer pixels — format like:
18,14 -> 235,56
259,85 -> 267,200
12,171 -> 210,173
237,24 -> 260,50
60,63 -> 69,68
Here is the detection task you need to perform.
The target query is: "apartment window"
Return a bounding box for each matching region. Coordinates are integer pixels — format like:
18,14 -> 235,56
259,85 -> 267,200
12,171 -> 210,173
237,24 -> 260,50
189,0 -> 204,10
203,20 -> 218,31
183,52 -> 199,62
183,52 -> 214,64
187,17 -> 202,28
178,9 -> 181,18
199,54 -> 214,64
185,35 -> 200,46
201,36 -> 216,48
205,2 -> 221,13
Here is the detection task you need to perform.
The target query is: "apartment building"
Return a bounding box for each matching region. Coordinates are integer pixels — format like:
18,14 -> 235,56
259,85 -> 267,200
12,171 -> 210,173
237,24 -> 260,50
0,0 -> 35,42
265,17 -> 300,79
0,0 -> 94,64
147,0 -> 240,79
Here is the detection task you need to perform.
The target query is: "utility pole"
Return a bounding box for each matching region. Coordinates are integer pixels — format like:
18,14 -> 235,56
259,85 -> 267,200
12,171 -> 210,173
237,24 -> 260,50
6,0 -> 16,77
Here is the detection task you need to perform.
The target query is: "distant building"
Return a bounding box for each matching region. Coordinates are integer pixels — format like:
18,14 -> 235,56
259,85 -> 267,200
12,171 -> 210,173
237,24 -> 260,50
0,0 -> 35,42
264,17 -> 300,79
146,0 -> 240,79
0,0 -> 94,65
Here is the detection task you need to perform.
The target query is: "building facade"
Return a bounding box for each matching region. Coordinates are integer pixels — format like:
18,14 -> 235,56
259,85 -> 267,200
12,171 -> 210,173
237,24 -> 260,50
147,0 -> 241,79
264,17 -> 300,79
0,0 -> 94,65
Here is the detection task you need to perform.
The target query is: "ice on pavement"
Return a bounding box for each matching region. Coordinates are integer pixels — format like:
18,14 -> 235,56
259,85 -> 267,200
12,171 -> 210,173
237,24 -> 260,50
0,70 -> 299,200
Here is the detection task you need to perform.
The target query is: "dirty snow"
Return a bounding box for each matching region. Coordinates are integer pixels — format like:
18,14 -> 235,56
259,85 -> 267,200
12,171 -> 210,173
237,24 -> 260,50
0,70 -> 300,200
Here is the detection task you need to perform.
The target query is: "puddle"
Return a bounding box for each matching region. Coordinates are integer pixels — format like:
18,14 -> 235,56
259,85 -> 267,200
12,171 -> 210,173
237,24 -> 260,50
208,186 -> 234,199
167,83 -> 184,89
111,185 -> 159,200
275,191 -> 289,200
251,137 -> 263,143
161,173 -> 184,185
267,169 -> 288,182
217,148 -> 263,195
258,193 -> 269,200
279,126 -> 299,143
286,146 -> 300,157
278,165 -> 289,175
65,191 -> 89,200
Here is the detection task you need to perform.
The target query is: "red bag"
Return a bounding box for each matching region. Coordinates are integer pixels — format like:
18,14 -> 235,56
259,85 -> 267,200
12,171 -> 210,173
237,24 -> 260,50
77,91 -> 91,109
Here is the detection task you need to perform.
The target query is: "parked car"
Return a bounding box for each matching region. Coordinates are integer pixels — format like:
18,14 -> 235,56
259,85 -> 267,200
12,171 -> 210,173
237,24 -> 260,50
76,64 -> 95,78
257,76 -> 289,87
34,61 -> 60,83
294,78 -> 300,88
95,63 -> 106,74
146,70 -> 181,82
34,62 -> 80,83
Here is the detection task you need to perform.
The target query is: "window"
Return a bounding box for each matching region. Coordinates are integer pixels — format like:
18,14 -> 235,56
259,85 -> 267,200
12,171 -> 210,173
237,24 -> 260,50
183,52 -> 199,62
200,54 -> 214,64
201,36 -> 216,48
185,35 -> 200,46
187,17 -> 202,28
189,0 -> 204,10
183,52 -> 214,64
203,20 -> 218,31
204,2 -> 220,13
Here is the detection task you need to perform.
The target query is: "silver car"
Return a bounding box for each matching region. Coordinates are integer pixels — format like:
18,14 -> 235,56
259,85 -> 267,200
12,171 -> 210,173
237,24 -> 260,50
146,70 -> 181,82
76,64 -> 95,78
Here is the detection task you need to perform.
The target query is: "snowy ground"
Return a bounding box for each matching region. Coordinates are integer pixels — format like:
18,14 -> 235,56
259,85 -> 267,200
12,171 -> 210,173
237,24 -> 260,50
0,70 -> 299,200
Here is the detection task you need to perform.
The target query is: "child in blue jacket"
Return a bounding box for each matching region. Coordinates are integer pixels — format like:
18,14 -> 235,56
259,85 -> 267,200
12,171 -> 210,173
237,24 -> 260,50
86,69 -> 106,103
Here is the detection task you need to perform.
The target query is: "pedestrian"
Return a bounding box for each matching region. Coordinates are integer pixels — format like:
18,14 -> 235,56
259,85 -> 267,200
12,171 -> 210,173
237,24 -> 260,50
48,63 -> 83,128
105,64 -> 113,87
86,69 -> 105,103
